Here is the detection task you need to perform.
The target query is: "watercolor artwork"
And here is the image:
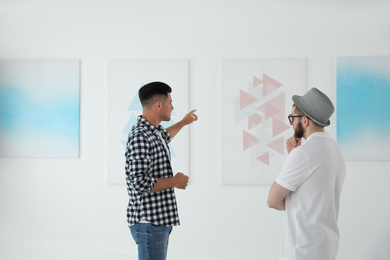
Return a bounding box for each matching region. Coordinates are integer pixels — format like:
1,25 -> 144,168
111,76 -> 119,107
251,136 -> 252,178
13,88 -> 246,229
221,58 -> 307,185
0,59 -> 80,158
107,59 -> 189,184
337,56 -> 390,161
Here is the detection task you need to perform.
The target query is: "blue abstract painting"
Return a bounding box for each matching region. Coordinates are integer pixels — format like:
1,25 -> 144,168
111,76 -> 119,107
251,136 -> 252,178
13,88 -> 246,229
0,60 -> 80,158
337,56 -> 390,160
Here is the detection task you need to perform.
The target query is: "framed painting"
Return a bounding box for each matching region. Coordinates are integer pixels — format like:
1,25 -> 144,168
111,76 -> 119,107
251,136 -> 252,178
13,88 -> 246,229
221,58 -> 307,185
337,56 -> 390,161
0,59 -> 80,158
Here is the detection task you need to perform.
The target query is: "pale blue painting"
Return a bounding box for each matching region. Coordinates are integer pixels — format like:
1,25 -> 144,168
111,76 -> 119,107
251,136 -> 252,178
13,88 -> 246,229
337,56 -> 390,160
0,60 -> 80,157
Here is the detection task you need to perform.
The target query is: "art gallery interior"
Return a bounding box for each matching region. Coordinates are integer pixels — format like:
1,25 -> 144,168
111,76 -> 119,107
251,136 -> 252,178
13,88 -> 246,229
1,0 -> 390,259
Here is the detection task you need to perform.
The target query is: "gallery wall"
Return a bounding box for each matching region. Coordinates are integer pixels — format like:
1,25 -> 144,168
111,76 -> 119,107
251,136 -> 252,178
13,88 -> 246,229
1,0 -> 390,259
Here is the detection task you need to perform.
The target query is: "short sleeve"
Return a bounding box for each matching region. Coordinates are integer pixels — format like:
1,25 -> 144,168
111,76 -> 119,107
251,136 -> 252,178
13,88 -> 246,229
276,148 -> 311,192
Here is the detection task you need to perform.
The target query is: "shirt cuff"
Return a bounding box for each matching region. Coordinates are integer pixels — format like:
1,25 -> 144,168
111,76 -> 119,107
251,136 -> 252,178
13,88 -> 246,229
275,178 -> 296,192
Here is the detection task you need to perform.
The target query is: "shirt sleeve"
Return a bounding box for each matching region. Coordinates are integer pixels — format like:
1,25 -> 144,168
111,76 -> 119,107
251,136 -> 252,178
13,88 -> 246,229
125,132 -> 157,193
276,148 -> 311,192
161,128 -> 171,144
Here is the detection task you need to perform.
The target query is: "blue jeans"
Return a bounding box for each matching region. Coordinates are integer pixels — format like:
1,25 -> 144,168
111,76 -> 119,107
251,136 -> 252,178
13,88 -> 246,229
130,223 -> 173,260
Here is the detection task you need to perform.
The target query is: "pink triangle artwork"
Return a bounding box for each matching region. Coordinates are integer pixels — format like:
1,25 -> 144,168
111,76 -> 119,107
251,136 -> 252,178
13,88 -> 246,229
248,113 -> 263,129
264,101 -> 280,119
268,136 -> 285,155
263,73 -> 283,96
267,92 -> 285,121
256,103 -> 266,113
221,58 -> 307,185
243,130 -> 260,150
272,118 -> 290,137
257,152 -> 270,166
253,76 -> 263,88
240,89 -> 258,110
239,73 -> 291,166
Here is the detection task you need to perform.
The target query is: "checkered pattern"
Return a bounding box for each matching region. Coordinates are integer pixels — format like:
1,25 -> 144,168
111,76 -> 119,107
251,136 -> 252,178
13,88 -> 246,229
125,116 -> 180,227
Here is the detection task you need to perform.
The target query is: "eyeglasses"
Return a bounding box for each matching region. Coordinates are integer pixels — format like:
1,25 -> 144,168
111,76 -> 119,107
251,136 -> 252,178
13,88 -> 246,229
288,114 -> 304,123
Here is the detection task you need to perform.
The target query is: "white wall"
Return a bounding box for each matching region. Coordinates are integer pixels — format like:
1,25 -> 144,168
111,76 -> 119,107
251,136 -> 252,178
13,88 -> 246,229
1,0 -> 390,259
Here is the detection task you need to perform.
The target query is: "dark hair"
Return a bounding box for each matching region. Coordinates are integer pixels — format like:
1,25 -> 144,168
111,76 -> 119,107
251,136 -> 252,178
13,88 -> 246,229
138,81 -> 172,108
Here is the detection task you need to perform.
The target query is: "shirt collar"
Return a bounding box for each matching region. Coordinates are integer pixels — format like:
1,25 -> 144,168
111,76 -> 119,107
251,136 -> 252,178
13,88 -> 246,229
306,131 -> 330,141
137,115 -> 166,134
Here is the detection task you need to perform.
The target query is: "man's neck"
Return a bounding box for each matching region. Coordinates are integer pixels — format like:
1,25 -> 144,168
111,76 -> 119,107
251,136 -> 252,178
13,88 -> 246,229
303,127 -> 325,139
142,112 -> 161,128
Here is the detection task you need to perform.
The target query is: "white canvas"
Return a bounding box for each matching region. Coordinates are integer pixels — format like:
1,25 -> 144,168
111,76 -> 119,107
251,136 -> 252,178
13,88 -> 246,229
221,58 -> 307,185
107,59 -> 189,184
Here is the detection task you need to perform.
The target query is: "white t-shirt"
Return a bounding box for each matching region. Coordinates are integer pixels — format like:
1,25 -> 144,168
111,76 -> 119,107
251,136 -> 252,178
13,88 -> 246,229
276,132 -> 346,260
157,130 -> 170,161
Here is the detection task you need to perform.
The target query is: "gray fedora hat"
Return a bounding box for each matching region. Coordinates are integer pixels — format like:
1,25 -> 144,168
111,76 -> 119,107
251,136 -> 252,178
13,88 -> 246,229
292,88 -> 335,127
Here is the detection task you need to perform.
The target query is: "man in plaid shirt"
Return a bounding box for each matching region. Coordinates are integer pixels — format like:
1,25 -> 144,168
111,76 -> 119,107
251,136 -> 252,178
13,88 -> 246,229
125,81 -> 197,259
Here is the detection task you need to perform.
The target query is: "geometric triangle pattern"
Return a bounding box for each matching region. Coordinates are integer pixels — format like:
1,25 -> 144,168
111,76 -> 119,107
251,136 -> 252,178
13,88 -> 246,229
169,144 -> 177,158
243,130 -> 261,151
268,92 -> 285,122
265,101 -> 281,119
257,152 -> 270,166
240,89 -> 258,110
263,73 -> 283,96
128,93 -> 143,111
253,76 -> 263,88
237,73 -> 291,167
122,114 -> 137,134
267,136 -> 285,155
272,118 -> 290,137
256,103 -> 266,113
248,113 -> 263,130
122,93 -> 142,150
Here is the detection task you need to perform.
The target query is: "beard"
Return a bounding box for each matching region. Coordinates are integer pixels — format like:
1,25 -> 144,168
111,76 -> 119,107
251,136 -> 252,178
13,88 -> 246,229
294,121 -> 304,139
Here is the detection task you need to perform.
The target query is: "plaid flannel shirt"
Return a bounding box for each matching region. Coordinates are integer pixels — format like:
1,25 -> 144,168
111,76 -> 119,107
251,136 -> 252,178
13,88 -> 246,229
125,116 -> 180,227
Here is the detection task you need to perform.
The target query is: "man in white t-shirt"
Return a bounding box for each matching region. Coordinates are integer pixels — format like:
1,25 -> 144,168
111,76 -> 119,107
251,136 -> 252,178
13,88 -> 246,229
267,88 -> 346,260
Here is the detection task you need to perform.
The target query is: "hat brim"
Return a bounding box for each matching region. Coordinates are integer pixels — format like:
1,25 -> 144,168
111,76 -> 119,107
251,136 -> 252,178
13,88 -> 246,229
292,95 -> 330,127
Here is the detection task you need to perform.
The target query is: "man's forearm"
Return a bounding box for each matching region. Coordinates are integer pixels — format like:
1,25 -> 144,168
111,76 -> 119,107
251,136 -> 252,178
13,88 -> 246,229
267,181 -> 290,211
166,121 -> 186,139
166,110 -> 197,139
150,172 -> 189,193
150,177 -> 176,193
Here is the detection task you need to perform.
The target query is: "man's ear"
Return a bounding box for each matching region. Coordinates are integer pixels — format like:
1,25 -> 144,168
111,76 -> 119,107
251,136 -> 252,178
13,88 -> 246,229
155,101 -> 161,110
303,116 -> 309,127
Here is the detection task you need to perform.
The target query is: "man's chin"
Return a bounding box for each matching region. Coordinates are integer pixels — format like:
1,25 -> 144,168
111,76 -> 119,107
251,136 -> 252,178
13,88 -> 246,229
294,130 -> 304,139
